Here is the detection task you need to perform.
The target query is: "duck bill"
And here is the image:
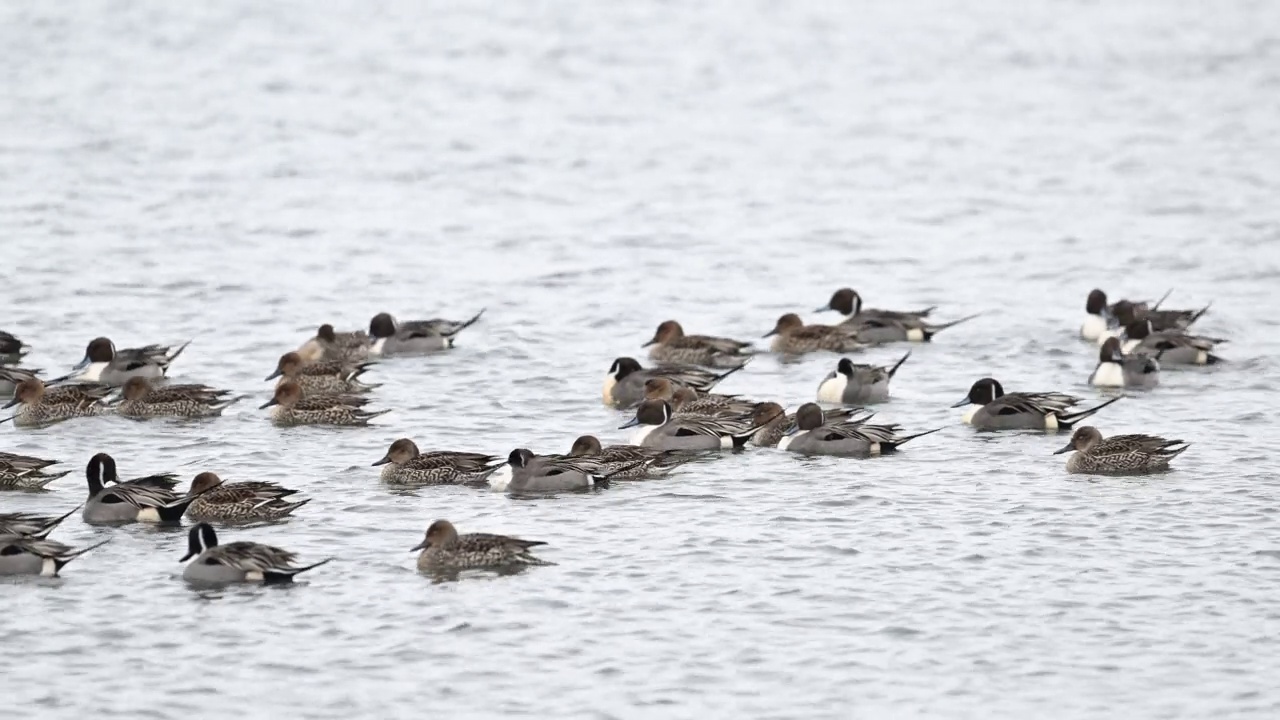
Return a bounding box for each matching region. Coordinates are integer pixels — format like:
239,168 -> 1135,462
70,356 -> 90,372
812,305 -> 831,313
784,424 -> 803,436
258,398 -> 279,409
640,339 -> 657,348
179,550 -> 196,562
618,417 -> 642,429
1,397 -> 19,409
761,330 -> 778,338
371,455 -> 391,466
264,369 -> 282,381
409,541 -> 429,552
1052,442 -> 1074,455
949,397 -> 971,408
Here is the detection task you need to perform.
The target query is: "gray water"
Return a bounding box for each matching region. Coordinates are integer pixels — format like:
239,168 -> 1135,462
3,1 -> 1280,717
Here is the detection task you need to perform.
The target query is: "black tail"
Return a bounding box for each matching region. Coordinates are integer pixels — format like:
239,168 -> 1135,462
1057,395 -> 1124,429
54,538 -> 112,574
886,351 -> 911,379
1150,288 -> 1175,311
163,340 -> 194,369
893,427 -> 942,447
1183,303 -> 1212,328
34,505 -> 83,539
158,480 -> 221,522
928,313 -> 982,335
264,557 -> 333,584
446,309 -> 486,337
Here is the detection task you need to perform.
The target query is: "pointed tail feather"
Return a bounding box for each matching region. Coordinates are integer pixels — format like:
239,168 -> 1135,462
928,313 -> 982,334
1057,395 -> 1123,428
164,340 -> 193,368
886,351 -> 912,378
446,309 -> 486,337
54,538 -> 112,573
1150,288 -> 1175,311
895,427 -> 942,446
264,557 -> 333,583
1183,303 -> 1212,328
33,505 -> 83,538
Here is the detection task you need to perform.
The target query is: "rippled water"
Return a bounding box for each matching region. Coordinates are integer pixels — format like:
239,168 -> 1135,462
4,1 -> 1280,717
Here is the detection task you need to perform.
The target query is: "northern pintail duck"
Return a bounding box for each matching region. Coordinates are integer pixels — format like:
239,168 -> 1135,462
642,320 -> 753,368
69,337 -> 189,386
368,310 -> 484,356
763,314 -> 864,354
0,506 -> 79,538
185,472 -> 309,522
643,377 -> 757,417
2,378 -> 111,426
840,310 -> 978,344
1080,289 -> 1118,341
1113,297 -> 1210,334
297,324 -> 370,364
412,519 -> 550,571
1,366 -> 42,395
0,451 -> 72,490
116,377 -> 241,419
952,378 -> 1122,431
816,353 -> 910,405
620,399 -> 764,451
180,523 -> 330,584
602,357 -> 744,408
566,434 -> 699,478
0,330 -> 29,362
1090,338 -> 1160,389
751,403 -> 875,448
779,403 -> 937,456
260,380 -> 390,426
501,448 -> 616,493
816,288 -> 936,322
1054,426 -> 1189,474
0,534 -> 110,577
82,453 -> 197,525
1122,320 -> 1223,365
372,438 -> 502,485
265,352 -> 380,395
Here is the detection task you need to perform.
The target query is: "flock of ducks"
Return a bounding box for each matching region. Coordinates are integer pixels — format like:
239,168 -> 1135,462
1,286 -> 1218,582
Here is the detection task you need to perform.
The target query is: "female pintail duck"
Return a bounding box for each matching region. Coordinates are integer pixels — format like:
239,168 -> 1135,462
1,366 -> 43,395
180,523 -> 331,584
566,434 -> 699,479
0,330 -> 29,362
642,320 -> 754,369
260,380 -> 390,426
82,453 -> 199,525
763,314 -> 864,354
620,399 -> 765,451
1121,320 -> 1223,365
2,378 -> 111,426
500,448 -> 621,493
779,403 -> 937,456
116,377 -> 241,419
412,519 -> 550,571
185,472 -> 309,522
367,310 -> 484,356
602,356 -> 745,408
643,377 -> 757,417
0,534 -> 110,577
952,378 -> 1122,431
817,353 -> 910,405
1054,426 -> 1189,474
265,352 -> 380,395
0,506 -> 80,538
372,439 -> 502,486
815,288 -> 936,323
297,324 -> 370,364
1090,337 -> 1160,389
0,451 -> 72,490
68,337 -> 189,386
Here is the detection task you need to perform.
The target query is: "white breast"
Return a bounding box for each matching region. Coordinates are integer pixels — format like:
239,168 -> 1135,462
816,376 -> 847,404
601,375 -> 617,405
1090,362 -> 1126,388
1095,328 -> 1120,347
1121,338 -> 1140,353
369,338 -> 387,356
487,465 -> 513,491
960,405 -> 980,424
1080,314 -> 1108,341
776,434 -> 794,451
74,362 -> 107,381
629,425 -> 657,446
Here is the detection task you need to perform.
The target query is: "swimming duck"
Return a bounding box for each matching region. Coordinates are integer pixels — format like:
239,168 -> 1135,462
265,352 -> 380,395
751,403 -> 875,447
297,324 -> 370,364
502,448 -> 617,493
68,337 -> 189,386
816,353 -> 910,405
1090,338 -> 1160,389
763,314 -> 864,354
0,330 -> 29,362
0,451 -> 71,490
0,534 -> 110,577
566,434 -> 699,479
778,403 -> 937,456
0,506 -> 79,538
82,453 -> 198,525
372,438 -> 502,485
1113,297 -> 1210,334
1080,289 -> 1117,341
1053,426 -> 1189,474
952,378 -> 1122,431
260,380 -> 389,426
642,320 -> 754,368
1121,320 -> 1223,365
180,523 -> 331,584
116,377 -> 241,419
620,399 -> 764,451
643,377 -> 758,417
412,519 -> 550,571
185,472 -> 309,522
815,288 -> 936,323
602,357 -> 744,408
367,310 -> 484,356
2,378 -> 111,426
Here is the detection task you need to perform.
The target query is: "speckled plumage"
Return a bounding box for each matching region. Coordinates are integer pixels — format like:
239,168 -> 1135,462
413,520 -> 550,571
644,321 -> 754,368
1056,427 -> 1189,474
262,380 -> 389,426
4,380 -> 111,426
187,478 -> 309,522
566,435 -> 698,479
764,314 -> 865,355
373,439 -> 501,485
117,380 -> 240,418
0,451 -> 70,489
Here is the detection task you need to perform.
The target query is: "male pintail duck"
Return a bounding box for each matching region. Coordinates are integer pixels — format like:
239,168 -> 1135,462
297,324 -> 370,364
816,353 -> 910,405
603,357 -> 744,408
839,311 -> 979,344
0,506 -> 80,538
763,314 -> 864,354
180,523 -> 331,584
1113,296 -> 1210,334
1121,320 -> 1223,365
368,310 -> 484,356
643,377 -> 757,417
1,366 -> 43,396
260,380 -> 390,426
412,519 -> 550,571
82,453 -> 200,525
185,472 -> 309,522
0,451 -> 72,490
779,403 -> 937,456
0,330 -> 29,362
620,399 -> 766,451
69,337 -> 189,386
952,378 -> 1123,431
265,352 -> 380,395
116,377 -> 241,419
1054,426 -> 1189,474
642,320 -> 754,368
750,403 -> 874,447
1080,289 -> 1118,341
566,434 -> 699,479
1090,338 -> 1160,389
815,288 -> 936,322
2,378 -> 111,427
500,448 -> 618,493
372,438 -> 502,485
0,534 -> 110,577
